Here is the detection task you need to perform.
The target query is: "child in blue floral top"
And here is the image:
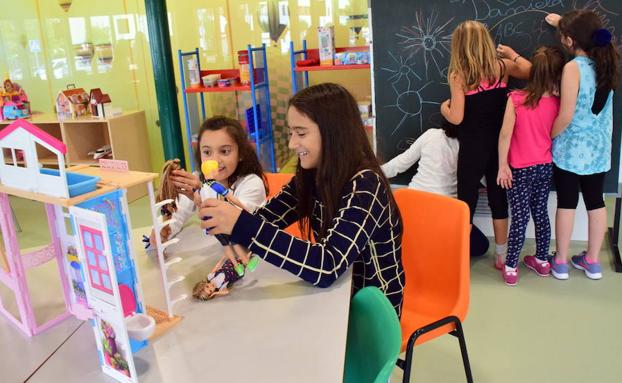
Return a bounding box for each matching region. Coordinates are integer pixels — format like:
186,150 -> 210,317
545,10 -> 619,280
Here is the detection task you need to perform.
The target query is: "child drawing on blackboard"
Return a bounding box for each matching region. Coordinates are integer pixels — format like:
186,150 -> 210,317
496,46 -> 565,286
380,118 -> 489,257
544,11 -> 619,280
441,20 -> 532,271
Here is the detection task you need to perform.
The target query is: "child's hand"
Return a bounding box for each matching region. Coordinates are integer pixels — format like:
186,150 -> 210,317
545,13 -> 561,27
199,198 -> 242,235
149,229 -> 157,248
170,169 -> 201,199
441,99 -> 450,115
496,44 -> 518,61
497,165 -> 513,189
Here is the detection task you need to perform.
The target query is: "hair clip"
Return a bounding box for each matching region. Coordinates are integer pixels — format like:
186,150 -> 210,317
592,28 -> 612,47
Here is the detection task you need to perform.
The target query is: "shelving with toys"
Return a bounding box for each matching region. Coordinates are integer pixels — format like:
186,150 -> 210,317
289,39 -> 375,148
0,111 -> 151,201
177,45 -> 276,172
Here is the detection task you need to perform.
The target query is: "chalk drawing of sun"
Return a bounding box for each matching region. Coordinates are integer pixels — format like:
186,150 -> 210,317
380,52 -> 439,136
396,10 -> 454,79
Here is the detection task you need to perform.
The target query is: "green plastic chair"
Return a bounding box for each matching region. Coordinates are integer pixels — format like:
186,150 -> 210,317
344,287 -> 402,383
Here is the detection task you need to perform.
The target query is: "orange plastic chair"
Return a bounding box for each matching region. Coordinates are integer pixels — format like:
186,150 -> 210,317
393,188 -> 473,383
264,173 -> 306,240
265,172 -> 295,198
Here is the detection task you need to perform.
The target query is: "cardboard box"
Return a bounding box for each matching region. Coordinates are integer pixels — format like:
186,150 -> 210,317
318,25 -> 335,66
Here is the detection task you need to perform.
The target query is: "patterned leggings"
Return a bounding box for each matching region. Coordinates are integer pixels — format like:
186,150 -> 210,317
506,164 -> 553,268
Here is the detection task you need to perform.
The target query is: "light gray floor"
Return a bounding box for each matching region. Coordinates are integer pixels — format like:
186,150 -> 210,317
1,196 -> 621,382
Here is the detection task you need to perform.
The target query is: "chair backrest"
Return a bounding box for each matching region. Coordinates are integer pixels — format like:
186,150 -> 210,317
394,188 -> 470,323
265,172 -> 294,198
264,173 -> 308,240
343,287 -> 402,383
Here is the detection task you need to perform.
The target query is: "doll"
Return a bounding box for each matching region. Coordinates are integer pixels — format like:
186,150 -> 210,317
192,254 -> 246,300
142,158 -> 181,249
200,160 -> 258,276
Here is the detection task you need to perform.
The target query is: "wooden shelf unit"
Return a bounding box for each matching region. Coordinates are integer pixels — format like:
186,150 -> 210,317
0,111 -> 151,201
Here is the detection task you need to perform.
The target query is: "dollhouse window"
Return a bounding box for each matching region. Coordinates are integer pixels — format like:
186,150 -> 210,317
80,225 -> 112,294
2,147 -> 26,168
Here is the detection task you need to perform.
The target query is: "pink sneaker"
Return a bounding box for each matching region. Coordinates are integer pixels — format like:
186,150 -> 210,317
502,266 -> 519,286
523,255 -> 551,277
495,254 -> 504,270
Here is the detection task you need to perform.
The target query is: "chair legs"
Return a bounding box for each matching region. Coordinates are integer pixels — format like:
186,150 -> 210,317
396,316 -> 473,383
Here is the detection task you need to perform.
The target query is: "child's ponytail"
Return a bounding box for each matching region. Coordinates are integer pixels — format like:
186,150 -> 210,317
588,29 -> 620,91
559,10 -> 620,91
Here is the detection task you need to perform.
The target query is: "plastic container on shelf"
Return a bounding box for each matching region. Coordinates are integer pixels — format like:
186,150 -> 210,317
187,57 -> 201,88
202,74 -> 221,87
238,50 -> 250,85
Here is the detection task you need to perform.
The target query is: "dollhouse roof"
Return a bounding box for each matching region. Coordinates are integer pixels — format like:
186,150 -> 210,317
58,88 -> 89,104
89,88 -> 111,104
0,119 -> 67,154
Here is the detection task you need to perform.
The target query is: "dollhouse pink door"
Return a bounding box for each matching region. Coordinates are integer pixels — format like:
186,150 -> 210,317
81,226 -> 113,295
68,207 -> 118,309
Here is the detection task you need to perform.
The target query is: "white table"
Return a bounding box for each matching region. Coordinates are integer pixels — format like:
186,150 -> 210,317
28,225 -> 353,383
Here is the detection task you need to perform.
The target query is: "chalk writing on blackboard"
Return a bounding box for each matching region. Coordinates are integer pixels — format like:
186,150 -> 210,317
396,10 -> 453,79
380,52 -> 440,135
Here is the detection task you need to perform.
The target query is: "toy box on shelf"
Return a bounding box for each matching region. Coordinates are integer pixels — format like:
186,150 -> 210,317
0,119 -> 180,383
56,84 -> 90,120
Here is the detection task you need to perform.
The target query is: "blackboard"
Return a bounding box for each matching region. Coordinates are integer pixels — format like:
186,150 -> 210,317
371,0 -> 622,193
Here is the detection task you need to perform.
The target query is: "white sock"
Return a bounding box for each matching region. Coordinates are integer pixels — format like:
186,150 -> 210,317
495,242 -> 507,256
535,257 -> 548,264
504,265 -> 517,272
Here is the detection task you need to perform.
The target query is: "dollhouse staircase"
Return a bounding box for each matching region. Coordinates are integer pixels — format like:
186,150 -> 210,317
148,197 -> 188,317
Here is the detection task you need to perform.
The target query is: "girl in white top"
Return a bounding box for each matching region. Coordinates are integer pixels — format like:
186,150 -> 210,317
382,120 -> 460,196
381,119 -> 489,257
149,116 -> 267,247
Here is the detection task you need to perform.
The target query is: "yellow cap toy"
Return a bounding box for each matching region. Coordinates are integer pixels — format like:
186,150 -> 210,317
201,160 -> 219,180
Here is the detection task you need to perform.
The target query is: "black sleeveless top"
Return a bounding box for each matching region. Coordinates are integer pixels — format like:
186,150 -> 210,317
457,60 -> 509,146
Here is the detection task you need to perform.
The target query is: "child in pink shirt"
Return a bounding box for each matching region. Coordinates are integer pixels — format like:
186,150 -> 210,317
497,46 -> 565,286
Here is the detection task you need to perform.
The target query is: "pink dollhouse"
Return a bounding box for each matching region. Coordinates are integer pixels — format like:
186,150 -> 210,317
0,119 -> 69,197
0,119 -> 171,383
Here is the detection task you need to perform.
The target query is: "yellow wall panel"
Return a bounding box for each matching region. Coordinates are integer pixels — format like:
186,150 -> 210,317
0,0 -> 370,172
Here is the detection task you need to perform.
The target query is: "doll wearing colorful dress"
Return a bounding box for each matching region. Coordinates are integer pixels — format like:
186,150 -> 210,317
192,255 -> 245,300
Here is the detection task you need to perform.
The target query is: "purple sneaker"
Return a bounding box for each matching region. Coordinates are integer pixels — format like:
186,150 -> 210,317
524,255 -> 550,277
571,252 -> 602,280
549,253 -> 569,280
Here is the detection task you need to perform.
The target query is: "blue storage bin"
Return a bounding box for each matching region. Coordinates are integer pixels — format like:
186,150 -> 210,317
39,168 -> 101,197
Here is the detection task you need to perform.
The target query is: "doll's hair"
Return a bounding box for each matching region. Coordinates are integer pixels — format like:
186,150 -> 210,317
157,158 -> 181,217
192,279 -> 216,301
